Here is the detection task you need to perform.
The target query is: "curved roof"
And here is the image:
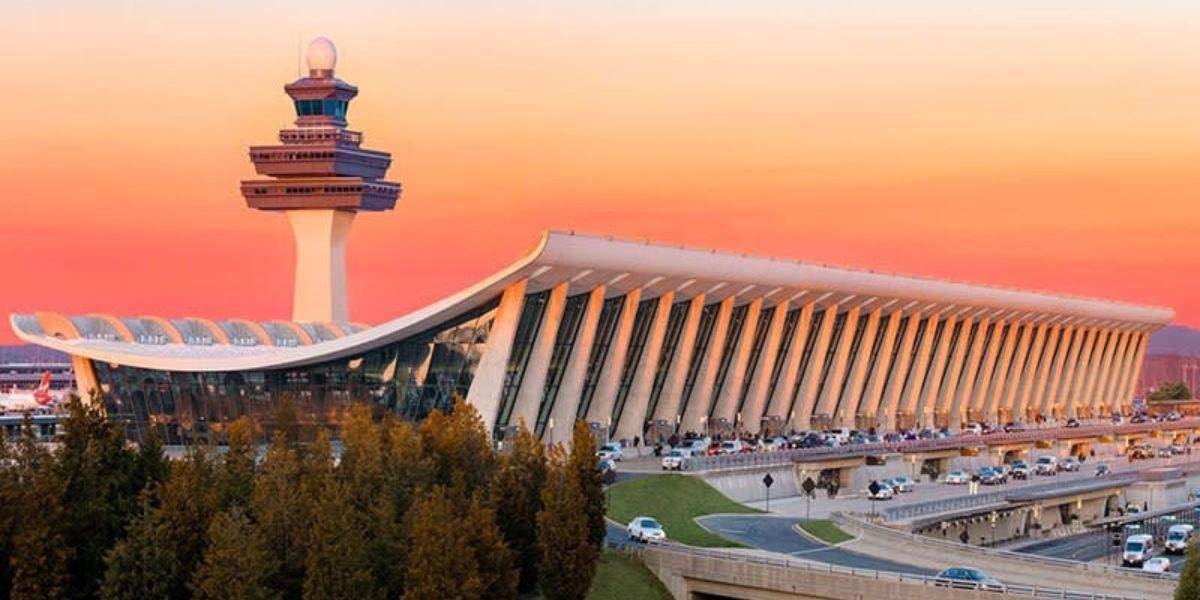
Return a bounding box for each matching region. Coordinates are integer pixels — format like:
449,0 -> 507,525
10,230 -> 1174,372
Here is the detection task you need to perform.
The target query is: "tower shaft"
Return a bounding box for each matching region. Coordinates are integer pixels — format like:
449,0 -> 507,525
287,209 -> 355,323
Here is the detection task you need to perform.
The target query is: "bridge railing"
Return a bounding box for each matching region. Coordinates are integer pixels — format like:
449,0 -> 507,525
884,473 -> 1141,522
680,418 -> 1200,472
629,540 -> 1151,600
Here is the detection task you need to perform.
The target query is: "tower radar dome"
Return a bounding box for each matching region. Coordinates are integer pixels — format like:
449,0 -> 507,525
305,37 -> 337,75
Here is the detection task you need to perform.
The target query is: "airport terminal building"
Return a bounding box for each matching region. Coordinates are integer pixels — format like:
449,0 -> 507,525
9,40 -> 1174,446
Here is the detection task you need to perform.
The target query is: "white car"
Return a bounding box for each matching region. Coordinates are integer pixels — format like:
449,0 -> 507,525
598,442 -> 624,462
628,516 -> 666,542
718,440 -> 747,455
1034,456 -> 1058,476
944,470 -> 970,485
868,483 -> 895,500
889,475 -> 916,492
661,449 -> 691,471
1142,557 -> 1171,573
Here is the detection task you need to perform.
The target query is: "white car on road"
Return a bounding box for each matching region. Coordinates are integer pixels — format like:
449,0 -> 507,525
628,516 -> 666,542
661,449 -> 691,471
944,470 -> 970,485
1142,557 -> 1171,573
867,482 -> 895,500
597,442 -> 624,462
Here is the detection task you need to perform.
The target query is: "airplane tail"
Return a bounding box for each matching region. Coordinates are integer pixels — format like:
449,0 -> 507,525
36,372 -> 51,393
33,372 -> 53,406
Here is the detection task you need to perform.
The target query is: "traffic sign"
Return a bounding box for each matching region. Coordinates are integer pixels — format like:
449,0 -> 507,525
868,480 -> 881,496
762,473 -> 775,488
802,477 -> 816,496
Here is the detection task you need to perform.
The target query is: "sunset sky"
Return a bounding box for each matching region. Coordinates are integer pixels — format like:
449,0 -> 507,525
1,1 -> 1198,345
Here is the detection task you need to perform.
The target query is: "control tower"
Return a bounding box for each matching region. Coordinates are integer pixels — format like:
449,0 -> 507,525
241,37 -> 400,323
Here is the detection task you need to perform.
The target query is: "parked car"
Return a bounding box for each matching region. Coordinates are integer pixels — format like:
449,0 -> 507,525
598,442 -> 624,462
961,423 -> 983,435
1169,444 -> 1187,455
1060,457 -> 1081,472
1129,444 -> 1154,460
868,482 -> 895,500
661,449 -> 691,471
762,437 -> 789,451
1010,460 -> 1030,479
1158,446 -> 1174,458
718,440 -> 748,455
1165,524 -> 1195,554
1034,456 -> 1058,476
1166,411 -> 1183,422
1122,534 -> 1155,566
1065,418 -> 1081,428
933,567 -> 1005,592
1094,463 -> 1111,477
944,470 -> 970,485
889,475 -> 916,492
628,517 -> 666,542
1142,557 -> 1172,573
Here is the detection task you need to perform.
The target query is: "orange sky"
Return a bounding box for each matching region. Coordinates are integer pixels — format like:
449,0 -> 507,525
1,2 -> 1198,345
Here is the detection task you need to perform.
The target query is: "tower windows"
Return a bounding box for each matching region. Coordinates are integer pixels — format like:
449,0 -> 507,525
293,99 -> 349,119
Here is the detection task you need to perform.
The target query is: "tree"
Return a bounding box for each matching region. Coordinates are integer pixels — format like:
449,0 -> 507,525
8,424 -> 71,599
192,509 -> 278,600
218,417 -> 257,510
1148,381 -> 1192,402
251,429 -> 309,598
402,487 -> 485,600
537,446 -> 598,600
419,399 -> 496,501
1178,539 -> 1200,600
567,420 -> 607,550
302,480 -> 379,600
101,449 -> 221,600
491,422 -> 545,591
55,393 -> 147,599
339,406 -> 404,598
462,493 -> 518,600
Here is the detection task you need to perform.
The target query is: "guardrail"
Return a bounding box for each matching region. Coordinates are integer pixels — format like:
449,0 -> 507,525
681,418 -> 1200,472
831,512 -> 1178,583
627,539 -> 1151,600
885,474 -> 1141,522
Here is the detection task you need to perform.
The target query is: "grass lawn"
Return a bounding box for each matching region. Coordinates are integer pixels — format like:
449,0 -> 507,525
606,474 -> 760,547
797,519 -> 853,544
586,550 -> 672,600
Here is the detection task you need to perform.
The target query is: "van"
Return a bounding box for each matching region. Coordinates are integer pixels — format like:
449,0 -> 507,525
661,448 -> 692,471
1166,524 -> 1195,554
1123,534 -> 1155,566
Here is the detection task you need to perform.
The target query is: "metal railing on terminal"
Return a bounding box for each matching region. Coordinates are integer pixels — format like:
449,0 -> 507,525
624,540 -> 1152,600
885,474 -> 1141,522
680,418 -> 1200,472
831,512 -> 1178,583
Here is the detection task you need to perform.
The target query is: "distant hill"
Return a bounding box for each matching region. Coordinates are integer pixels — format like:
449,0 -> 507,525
0,344 -> 69,364
1147,325 -> 1200,358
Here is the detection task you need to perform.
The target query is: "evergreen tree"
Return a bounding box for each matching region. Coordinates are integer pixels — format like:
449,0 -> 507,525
463,493 -> 518,600
251,430 -> 309,598
192,509 -> 278,600
419,399 -> 496,500
402,487 -> 484,600
8,425 -> 71,600
133,428 -> 170,495
218,417 -> 257,510
568,420 -> 607,550
491,421 -> 545,591
1177,540 -> 1200,600
55,393 -> 145,599
537,446 -> 598,600
339,407 -> 404,597
101,449 -> 221,600
301,480 -> 379,600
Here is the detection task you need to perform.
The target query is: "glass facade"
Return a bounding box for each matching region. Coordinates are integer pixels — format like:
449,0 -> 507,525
294,99 -> 349,119
736,307 -> 776,415
645,301 -> 690,426
576,295 -> 625,421
610,298 -> 660,431
92,299 -> 500,445
833,313 -> 871,417
762,307 -> 803,414
496,291 -> 552,433
786,309 -> 827,419
676,302 -> 720,422
535,293 -> 591,437
876,316 -> 911,402
707,304 -> 750,418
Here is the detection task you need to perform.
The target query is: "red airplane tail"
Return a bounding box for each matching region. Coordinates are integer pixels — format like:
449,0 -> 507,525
33,372 -> 53,406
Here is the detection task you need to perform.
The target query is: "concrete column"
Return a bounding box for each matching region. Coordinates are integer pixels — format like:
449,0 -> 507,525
1119,332 -> 1150,412
1107,331 -> 1139,415
999,322 -> 1037,419
614,292 -> 676,442
949,318 -> 989,428
794,304 -> 839,430
547,285 -> 606,444
859,309 -> 903,423
713,298 -> 763,427
1022,324 -> 1060,421
935,317 -> 974,428
1079,329 -> 1113,415
899,312 -> 942,419
286,209 -> 355,322
881,312 -> 923,429
681,297 -> 735,432
816,306 -> 862,423
586,288 -> 642,427
1064,327 -> 1099,418
983,321 -> 1022,421
1094,328 -> 1128,417
72,355 -> 100,401
653,294 -> 707,425
765,302 -> 815,420
465,279 -> 529,433
916,314 -> 959,427
741,300 -> 791,431
510,282 -> 570,431
841,308 -> 883,427
1038,325 -> 1074,418
968,320 -> 1007,419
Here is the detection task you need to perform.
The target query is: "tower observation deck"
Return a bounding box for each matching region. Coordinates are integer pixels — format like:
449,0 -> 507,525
241,37 -> 401,323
